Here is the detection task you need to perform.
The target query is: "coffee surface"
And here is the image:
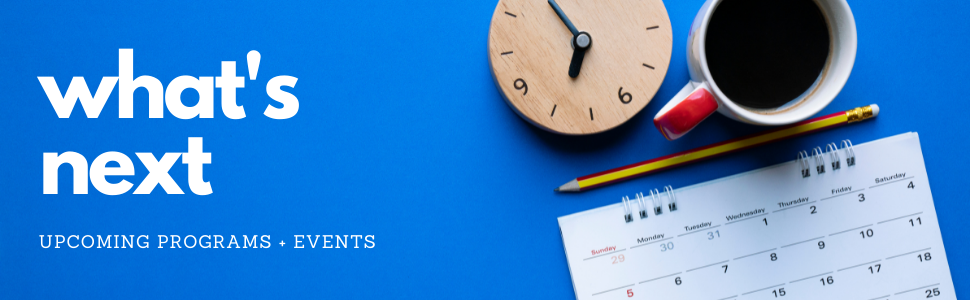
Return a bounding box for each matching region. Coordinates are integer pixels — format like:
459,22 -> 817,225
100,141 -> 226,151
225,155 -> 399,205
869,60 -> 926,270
706,0 -> 830,109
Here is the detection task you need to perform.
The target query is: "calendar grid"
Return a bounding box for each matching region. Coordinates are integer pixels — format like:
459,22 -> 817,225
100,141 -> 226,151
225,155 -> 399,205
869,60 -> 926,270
771,201 -> 815,213
584,249 -> 627,261
820,189 -> 865,201
733,248 -> 776,260
895,283 -> 940,295
836,259 -> 881,272
630,237 -> 672,249
741,284 -> 784,295
560,133 -> 956,300
828,224 -> 872,236
686,260 -> 729,272
591,284 -> 634,296
724,215 -> 766,225
789,272 -> 830,283
877,212 -> 923,224
679,225 -> 721,237
779,236 -> 824,248
886,247 -> 931,260
639,272 -> 681,284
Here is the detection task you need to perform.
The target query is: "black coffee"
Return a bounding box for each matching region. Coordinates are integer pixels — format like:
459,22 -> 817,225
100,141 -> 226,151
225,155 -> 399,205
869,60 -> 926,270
705,0 -> 830,109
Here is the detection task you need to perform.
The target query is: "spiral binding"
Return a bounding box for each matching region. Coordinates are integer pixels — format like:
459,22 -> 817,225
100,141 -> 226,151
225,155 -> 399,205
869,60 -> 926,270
797,150 -> 811,178
812,147 -> 825,174
842,140 -> 856,166
619,139 -> 857,221
826,143 -> 841,171
621,186 -> 677,222
636,192 -> 648,219
799,139 -> 856,177
622,195 -> 633,223
665,185 -> 678,212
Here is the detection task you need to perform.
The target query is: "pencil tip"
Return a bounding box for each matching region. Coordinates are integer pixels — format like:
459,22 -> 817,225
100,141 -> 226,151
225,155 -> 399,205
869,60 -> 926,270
555,179 -> 581,193
554,187 -> 560,192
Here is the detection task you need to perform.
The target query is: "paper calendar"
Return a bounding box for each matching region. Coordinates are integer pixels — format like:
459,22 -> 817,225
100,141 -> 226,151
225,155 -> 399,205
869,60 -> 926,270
558,132 -> 955,300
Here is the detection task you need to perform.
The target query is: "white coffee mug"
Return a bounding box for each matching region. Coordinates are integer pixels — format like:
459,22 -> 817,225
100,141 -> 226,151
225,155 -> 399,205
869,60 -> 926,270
653,0 -> 857,140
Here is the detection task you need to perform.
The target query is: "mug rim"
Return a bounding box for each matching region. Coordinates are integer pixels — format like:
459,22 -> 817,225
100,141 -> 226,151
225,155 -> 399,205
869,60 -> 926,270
695,0 -> 857,125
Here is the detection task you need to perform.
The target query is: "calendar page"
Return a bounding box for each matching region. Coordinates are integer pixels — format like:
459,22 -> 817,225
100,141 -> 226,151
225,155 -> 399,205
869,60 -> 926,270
558,132 -> 955,300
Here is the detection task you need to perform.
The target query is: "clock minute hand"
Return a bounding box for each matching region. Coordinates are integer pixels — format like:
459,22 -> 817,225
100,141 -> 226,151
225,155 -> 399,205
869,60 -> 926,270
548,0 -> 579,35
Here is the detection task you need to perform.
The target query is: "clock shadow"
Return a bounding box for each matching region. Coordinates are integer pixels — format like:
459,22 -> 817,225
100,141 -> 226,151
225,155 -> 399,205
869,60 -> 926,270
521,110 -> 649,155
520,101 -> 793,162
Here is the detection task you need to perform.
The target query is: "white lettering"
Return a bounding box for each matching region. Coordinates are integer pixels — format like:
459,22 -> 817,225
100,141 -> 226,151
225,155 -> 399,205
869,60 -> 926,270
39,76 -> 117,118
264,76 -> 299,119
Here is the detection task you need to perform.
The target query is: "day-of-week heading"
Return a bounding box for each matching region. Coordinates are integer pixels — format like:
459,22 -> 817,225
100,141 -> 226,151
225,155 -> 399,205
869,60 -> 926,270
875,172 -> 906,184
725,208 -> 764,222
777,198 -> 808,208
684,222 -> 711,232
832,186 -> 851,194
637,234 -> 664,244
591,246 -> 616,256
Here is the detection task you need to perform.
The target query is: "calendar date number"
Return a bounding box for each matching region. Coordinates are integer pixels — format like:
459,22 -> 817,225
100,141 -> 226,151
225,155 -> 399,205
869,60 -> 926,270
611,254 -> 625,264
918,252 -> 932,262
820,276 -> 834,286
660,242 -> 674,252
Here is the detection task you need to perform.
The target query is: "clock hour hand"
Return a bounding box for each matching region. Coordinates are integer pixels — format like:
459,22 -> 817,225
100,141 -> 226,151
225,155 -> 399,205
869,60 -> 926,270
569,33 -> 590,78
549,0 -> 591,78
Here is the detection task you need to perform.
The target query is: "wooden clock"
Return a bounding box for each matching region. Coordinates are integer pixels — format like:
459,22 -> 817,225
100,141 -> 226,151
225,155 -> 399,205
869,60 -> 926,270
488,0 -> 672,135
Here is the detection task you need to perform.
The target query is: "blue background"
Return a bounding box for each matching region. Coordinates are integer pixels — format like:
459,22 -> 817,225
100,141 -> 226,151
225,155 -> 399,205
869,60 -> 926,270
0,0 -> 967,298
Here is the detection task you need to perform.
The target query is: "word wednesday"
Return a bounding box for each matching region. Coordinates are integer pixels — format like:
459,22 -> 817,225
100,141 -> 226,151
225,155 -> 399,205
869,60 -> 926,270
725,208 -> 765,222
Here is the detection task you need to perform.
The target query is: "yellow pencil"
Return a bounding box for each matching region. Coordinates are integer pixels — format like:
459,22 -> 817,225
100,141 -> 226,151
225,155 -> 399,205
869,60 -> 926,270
555,104 -> 880,192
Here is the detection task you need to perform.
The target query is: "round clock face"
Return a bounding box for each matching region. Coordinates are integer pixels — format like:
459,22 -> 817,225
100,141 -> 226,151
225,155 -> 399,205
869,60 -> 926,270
488,0 -> 672,135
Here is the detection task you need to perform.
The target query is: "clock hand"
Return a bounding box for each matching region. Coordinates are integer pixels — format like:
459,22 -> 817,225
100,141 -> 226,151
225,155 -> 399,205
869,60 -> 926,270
569,33 -> 590,78
548,0 -> 578,35
549,0 -> 591,78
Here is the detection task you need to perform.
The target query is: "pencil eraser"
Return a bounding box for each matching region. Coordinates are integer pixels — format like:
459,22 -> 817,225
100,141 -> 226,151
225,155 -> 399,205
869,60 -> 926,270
870,104 -> 880,117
